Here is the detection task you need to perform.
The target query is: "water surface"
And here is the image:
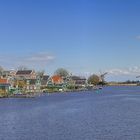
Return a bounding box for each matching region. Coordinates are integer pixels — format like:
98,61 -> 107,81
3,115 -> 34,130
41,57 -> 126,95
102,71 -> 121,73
1,86 -> 140,140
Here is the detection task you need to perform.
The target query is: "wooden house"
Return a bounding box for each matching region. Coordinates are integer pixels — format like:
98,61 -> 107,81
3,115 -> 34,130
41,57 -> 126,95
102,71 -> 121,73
0,78 -> 10,97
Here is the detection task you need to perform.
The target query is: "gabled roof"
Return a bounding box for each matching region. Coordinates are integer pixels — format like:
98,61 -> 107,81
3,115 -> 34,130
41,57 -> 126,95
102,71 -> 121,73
71,76 -> 80,80
0,79 -> 8,84
16,70 -> 33,75
42,75 -> 49,80
41,75 -> 50,85
71,76 -> 86,80
51,75 -> 63,83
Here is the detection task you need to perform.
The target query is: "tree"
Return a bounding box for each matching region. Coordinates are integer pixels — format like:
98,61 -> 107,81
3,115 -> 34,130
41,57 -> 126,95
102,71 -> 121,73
18,80 -> 26,89
13,79 -> 26,89
0,66 -> 4,71
17,66 -> 28,70
0,66 -> 4,77
36,70 -> 45,79
88,74 -> 100,85
54,68 -> 69,77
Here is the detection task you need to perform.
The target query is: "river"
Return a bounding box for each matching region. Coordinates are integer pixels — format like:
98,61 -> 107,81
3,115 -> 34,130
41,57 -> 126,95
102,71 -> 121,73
1,86 -> 140,140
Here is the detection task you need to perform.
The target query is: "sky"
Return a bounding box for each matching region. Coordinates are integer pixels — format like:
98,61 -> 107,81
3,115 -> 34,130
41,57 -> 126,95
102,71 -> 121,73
0,0 -> 140,81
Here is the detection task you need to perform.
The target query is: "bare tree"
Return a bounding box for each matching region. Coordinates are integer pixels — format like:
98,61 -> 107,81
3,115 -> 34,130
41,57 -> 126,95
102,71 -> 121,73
36,70 -> 45,79
54,68 -> 69,77
17,66 -> 28,70
0,66 -> 4,77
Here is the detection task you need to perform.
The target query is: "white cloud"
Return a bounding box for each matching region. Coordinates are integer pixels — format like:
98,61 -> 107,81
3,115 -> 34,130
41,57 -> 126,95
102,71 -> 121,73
0,52 -> 55,70
26,53 -> 54,62
107,66 -> 140,76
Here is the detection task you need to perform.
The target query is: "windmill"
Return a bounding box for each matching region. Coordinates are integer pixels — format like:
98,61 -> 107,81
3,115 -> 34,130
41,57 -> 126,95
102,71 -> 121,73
136,75 -> 140,86
136,75 -> 140,78
99,71 -> 108,85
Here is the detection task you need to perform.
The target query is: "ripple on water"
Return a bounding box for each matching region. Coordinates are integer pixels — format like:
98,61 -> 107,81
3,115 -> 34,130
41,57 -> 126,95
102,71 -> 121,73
1,87 -> 140,140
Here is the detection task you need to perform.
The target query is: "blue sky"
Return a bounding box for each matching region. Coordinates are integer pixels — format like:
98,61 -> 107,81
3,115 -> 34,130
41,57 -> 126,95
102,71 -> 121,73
0,0 -> 140,81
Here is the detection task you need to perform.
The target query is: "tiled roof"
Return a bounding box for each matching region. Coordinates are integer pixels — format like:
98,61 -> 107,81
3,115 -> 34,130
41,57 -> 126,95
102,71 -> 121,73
71,76 -> 86,80
51,75 -> 63,83
16,70 -> 32,75
41,75 -> 50,85
43,75 -> 49,80
0,79 -> 8,84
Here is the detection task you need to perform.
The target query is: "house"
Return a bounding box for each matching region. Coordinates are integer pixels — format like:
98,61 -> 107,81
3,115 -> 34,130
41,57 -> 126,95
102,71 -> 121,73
15,70 -> 36,80
14,70 -> 41,92
1,71 -> 10,78
26,79 -> 39,92
47,75 -> 64,85
41,75 -> 50,87
70,76 -> 87,87
0,78 -> 10,96
0,70 -> 16,78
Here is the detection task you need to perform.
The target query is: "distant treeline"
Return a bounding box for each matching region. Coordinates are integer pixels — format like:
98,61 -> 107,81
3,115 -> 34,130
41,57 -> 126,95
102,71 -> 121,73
108,80 -> 140,86
119,80 -> 140,84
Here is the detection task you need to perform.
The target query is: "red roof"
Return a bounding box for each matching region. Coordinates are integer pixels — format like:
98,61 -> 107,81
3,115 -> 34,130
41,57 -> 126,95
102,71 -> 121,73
51,75 -> 63,83
0,79 -> 8,84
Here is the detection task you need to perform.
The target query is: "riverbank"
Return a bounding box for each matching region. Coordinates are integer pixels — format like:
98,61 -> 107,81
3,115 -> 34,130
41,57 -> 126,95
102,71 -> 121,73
1,85 -> 138,98
0,88 -> 94,98
8,94 -> 35,98
108,83 -> 137,86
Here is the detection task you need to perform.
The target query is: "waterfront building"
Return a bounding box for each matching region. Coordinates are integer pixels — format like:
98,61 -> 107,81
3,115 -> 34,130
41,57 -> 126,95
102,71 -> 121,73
0,78 -> 10,97
47,75 -> 64,85
13,70 -> 41,93
41,75 -> 50,87
70,76 -> 87,88
15,70 -> 36,80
